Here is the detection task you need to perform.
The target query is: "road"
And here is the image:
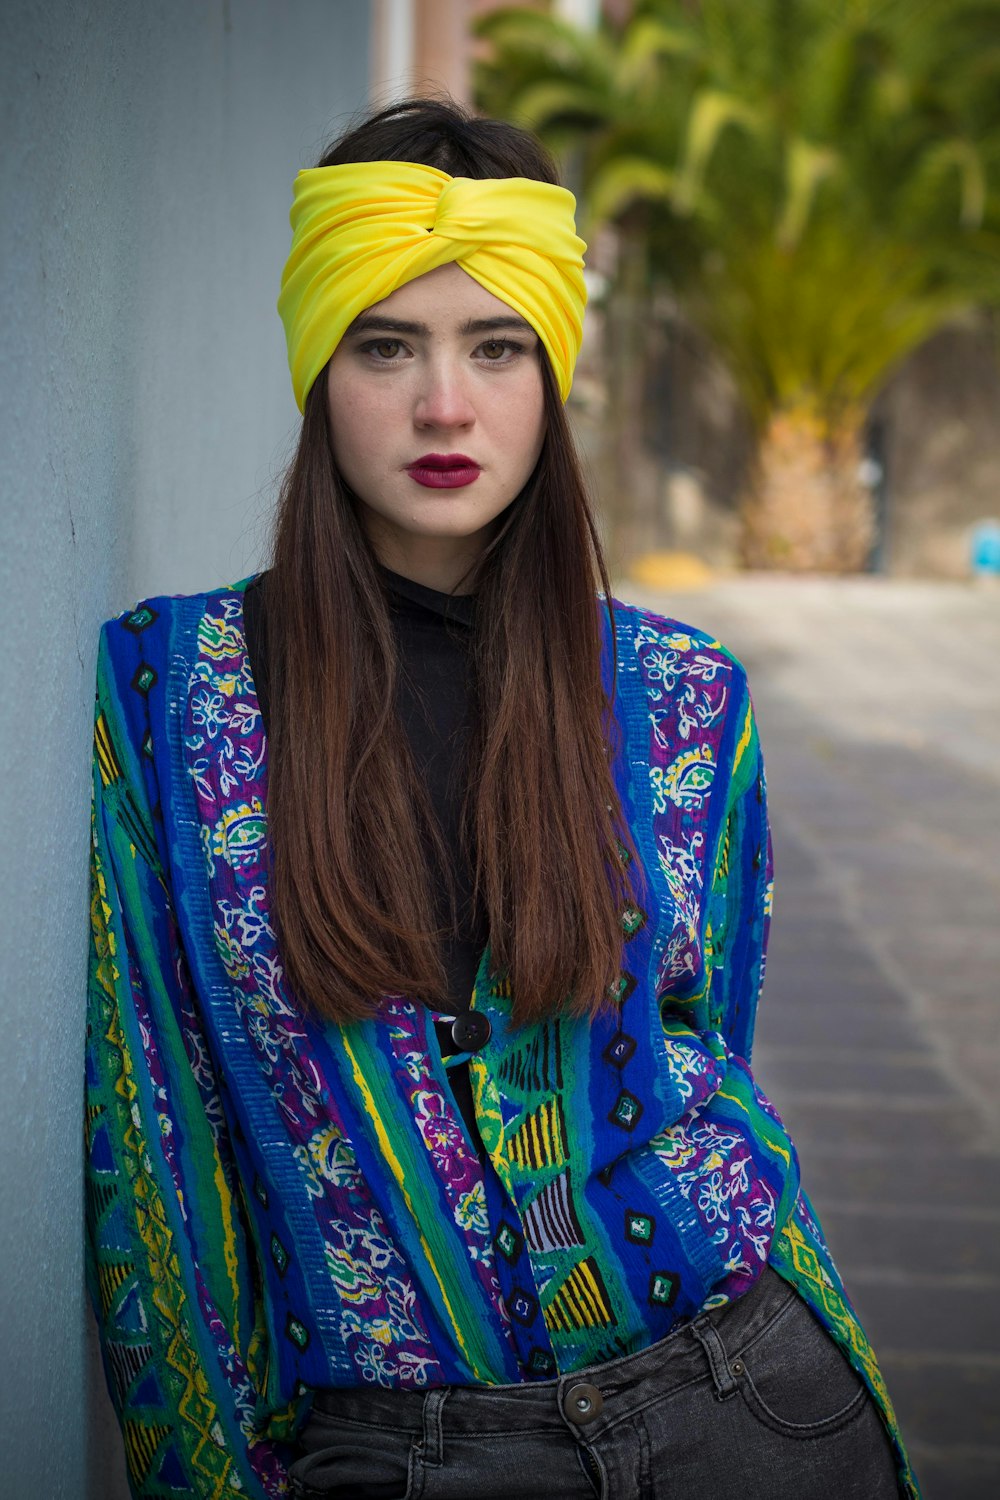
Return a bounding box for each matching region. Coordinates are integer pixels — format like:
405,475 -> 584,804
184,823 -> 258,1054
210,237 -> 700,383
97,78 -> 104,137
620,574 -> 1000,1499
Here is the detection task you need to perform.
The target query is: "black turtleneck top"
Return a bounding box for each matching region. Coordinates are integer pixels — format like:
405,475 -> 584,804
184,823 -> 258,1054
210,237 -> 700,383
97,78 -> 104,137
242,567 -> 487,1150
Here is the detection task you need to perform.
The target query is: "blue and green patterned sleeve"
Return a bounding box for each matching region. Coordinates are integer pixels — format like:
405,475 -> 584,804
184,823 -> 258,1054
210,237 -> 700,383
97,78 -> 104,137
85,619 -> 293,1499
704,671 -> 773,1064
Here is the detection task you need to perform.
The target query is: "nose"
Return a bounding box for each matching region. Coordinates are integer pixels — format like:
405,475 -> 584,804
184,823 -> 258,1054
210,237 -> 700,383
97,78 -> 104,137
413,355 -> 476,431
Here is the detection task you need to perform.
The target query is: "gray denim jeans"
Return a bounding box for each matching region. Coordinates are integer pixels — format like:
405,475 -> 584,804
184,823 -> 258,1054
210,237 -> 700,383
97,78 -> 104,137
288,1267 -> 901,1499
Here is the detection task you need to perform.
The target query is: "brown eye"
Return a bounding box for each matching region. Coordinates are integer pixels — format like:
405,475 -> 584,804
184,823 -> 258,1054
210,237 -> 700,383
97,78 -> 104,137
374,340 -> 401,359
481,340 -> 508,360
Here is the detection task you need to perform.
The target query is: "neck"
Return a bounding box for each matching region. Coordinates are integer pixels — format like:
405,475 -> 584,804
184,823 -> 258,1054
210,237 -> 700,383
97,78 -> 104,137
364,522 -> 491,596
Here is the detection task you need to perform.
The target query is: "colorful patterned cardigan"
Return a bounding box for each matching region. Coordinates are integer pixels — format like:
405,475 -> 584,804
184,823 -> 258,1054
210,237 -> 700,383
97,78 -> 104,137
85,580 -> 920,1498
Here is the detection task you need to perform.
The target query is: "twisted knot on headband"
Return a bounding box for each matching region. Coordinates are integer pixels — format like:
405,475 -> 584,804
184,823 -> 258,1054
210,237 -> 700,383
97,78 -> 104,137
278,161 -> 587,410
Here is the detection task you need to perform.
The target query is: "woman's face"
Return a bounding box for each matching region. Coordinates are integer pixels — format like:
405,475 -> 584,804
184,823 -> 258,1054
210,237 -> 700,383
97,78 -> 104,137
325,262 -> 547,592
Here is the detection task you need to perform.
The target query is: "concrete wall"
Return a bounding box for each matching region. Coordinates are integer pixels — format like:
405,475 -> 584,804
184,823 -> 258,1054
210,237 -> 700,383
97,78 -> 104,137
0,3 -> 369,1495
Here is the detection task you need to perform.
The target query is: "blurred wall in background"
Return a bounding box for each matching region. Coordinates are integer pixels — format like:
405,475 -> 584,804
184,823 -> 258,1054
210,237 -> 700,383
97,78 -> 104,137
0,3 -> 368,1495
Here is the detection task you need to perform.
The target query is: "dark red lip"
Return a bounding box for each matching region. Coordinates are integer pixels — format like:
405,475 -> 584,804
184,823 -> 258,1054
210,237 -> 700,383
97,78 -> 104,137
405,454 -> 482,489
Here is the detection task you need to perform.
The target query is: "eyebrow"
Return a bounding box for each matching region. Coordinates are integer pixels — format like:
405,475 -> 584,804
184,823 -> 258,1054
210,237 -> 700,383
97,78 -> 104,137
344,313 -> 537,338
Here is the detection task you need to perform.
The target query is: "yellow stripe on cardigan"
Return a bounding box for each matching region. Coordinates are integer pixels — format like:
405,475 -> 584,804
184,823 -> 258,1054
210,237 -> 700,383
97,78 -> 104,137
95,713 -> 121,788
340,1032 -> 488,1381
213,1149 -> 243,1354
715,1086 -> 792,1168
507,1098 -> 568,1170
732,699 -> 754,777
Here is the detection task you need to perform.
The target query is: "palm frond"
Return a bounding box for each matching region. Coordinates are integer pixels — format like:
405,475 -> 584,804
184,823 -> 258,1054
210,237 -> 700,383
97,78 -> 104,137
672,89 -> 767,214
588,156 -> 677,226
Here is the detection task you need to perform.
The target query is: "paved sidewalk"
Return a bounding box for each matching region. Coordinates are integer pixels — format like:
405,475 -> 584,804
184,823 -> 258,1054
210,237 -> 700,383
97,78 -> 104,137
621,576 -> 1000,1499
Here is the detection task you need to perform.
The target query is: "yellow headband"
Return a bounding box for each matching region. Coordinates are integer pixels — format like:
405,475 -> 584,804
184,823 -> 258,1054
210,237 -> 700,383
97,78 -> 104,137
277,161 -> 587,410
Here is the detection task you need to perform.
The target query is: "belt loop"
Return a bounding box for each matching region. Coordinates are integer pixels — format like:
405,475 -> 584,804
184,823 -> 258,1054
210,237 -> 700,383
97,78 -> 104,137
691,1315 -> 739,1400
421,1388 -> 449,1467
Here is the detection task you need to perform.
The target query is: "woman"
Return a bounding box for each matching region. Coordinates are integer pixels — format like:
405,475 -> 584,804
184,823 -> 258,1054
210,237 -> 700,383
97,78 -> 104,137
85,99 -> 918,1499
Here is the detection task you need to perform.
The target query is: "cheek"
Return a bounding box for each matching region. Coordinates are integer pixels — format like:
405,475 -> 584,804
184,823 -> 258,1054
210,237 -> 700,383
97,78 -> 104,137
327,385 -> 388,473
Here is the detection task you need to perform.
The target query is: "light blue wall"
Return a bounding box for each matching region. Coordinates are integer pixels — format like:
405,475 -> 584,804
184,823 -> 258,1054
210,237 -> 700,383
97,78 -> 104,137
0,3 -> 370,1495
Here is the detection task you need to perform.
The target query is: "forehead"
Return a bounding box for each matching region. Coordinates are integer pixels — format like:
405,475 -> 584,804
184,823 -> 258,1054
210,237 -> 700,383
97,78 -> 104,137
355,262 -> 525,330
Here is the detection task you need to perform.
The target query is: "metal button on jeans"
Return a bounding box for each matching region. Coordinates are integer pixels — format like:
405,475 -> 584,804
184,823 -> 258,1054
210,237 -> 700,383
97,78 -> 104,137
564,1382 -> 603,1424
452,1012 -> 491,1051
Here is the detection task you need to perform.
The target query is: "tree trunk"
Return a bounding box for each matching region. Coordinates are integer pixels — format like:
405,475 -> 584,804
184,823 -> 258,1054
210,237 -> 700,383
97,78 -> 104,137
740,405 -> 875,572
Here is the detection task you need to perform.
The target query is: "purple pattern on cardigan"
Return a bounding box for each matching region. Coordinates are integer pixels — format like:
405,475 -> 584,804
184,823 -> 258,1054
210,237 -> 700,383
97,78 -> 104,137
632,611 -> 731,999
632,612 -> 788,1302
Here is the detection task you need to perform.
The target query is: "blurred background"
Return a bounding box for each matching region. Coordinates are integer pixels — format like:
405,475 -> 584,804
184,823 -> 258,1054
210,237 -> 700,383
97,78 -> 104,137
1,2 -> 997,1497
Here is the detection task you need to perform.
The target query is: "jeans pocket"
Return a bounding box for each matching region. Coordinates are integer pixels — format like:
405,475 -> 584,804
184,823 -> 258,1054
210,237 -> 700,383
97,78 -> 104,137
289,1414 -> 420,1499
728,1280 -> 868,1438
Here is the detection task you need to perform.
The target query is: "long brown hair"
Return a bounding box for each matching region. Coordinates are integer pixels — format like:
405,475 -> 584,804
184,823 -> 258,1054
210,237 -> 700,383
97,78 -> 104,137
265,99 -> 640,1028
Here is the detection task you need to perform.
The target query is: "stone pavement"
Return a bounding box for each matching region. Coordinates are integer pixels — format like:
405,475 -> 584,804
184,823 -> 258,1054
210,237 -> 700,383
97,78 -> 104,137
620,575 -> 1000,1499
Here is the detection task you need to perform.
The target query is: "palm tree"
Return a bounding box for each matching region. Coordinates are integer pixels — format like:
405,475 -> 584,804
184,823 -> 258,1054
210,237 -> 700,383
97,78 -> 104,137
475,0 -> 1000,570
